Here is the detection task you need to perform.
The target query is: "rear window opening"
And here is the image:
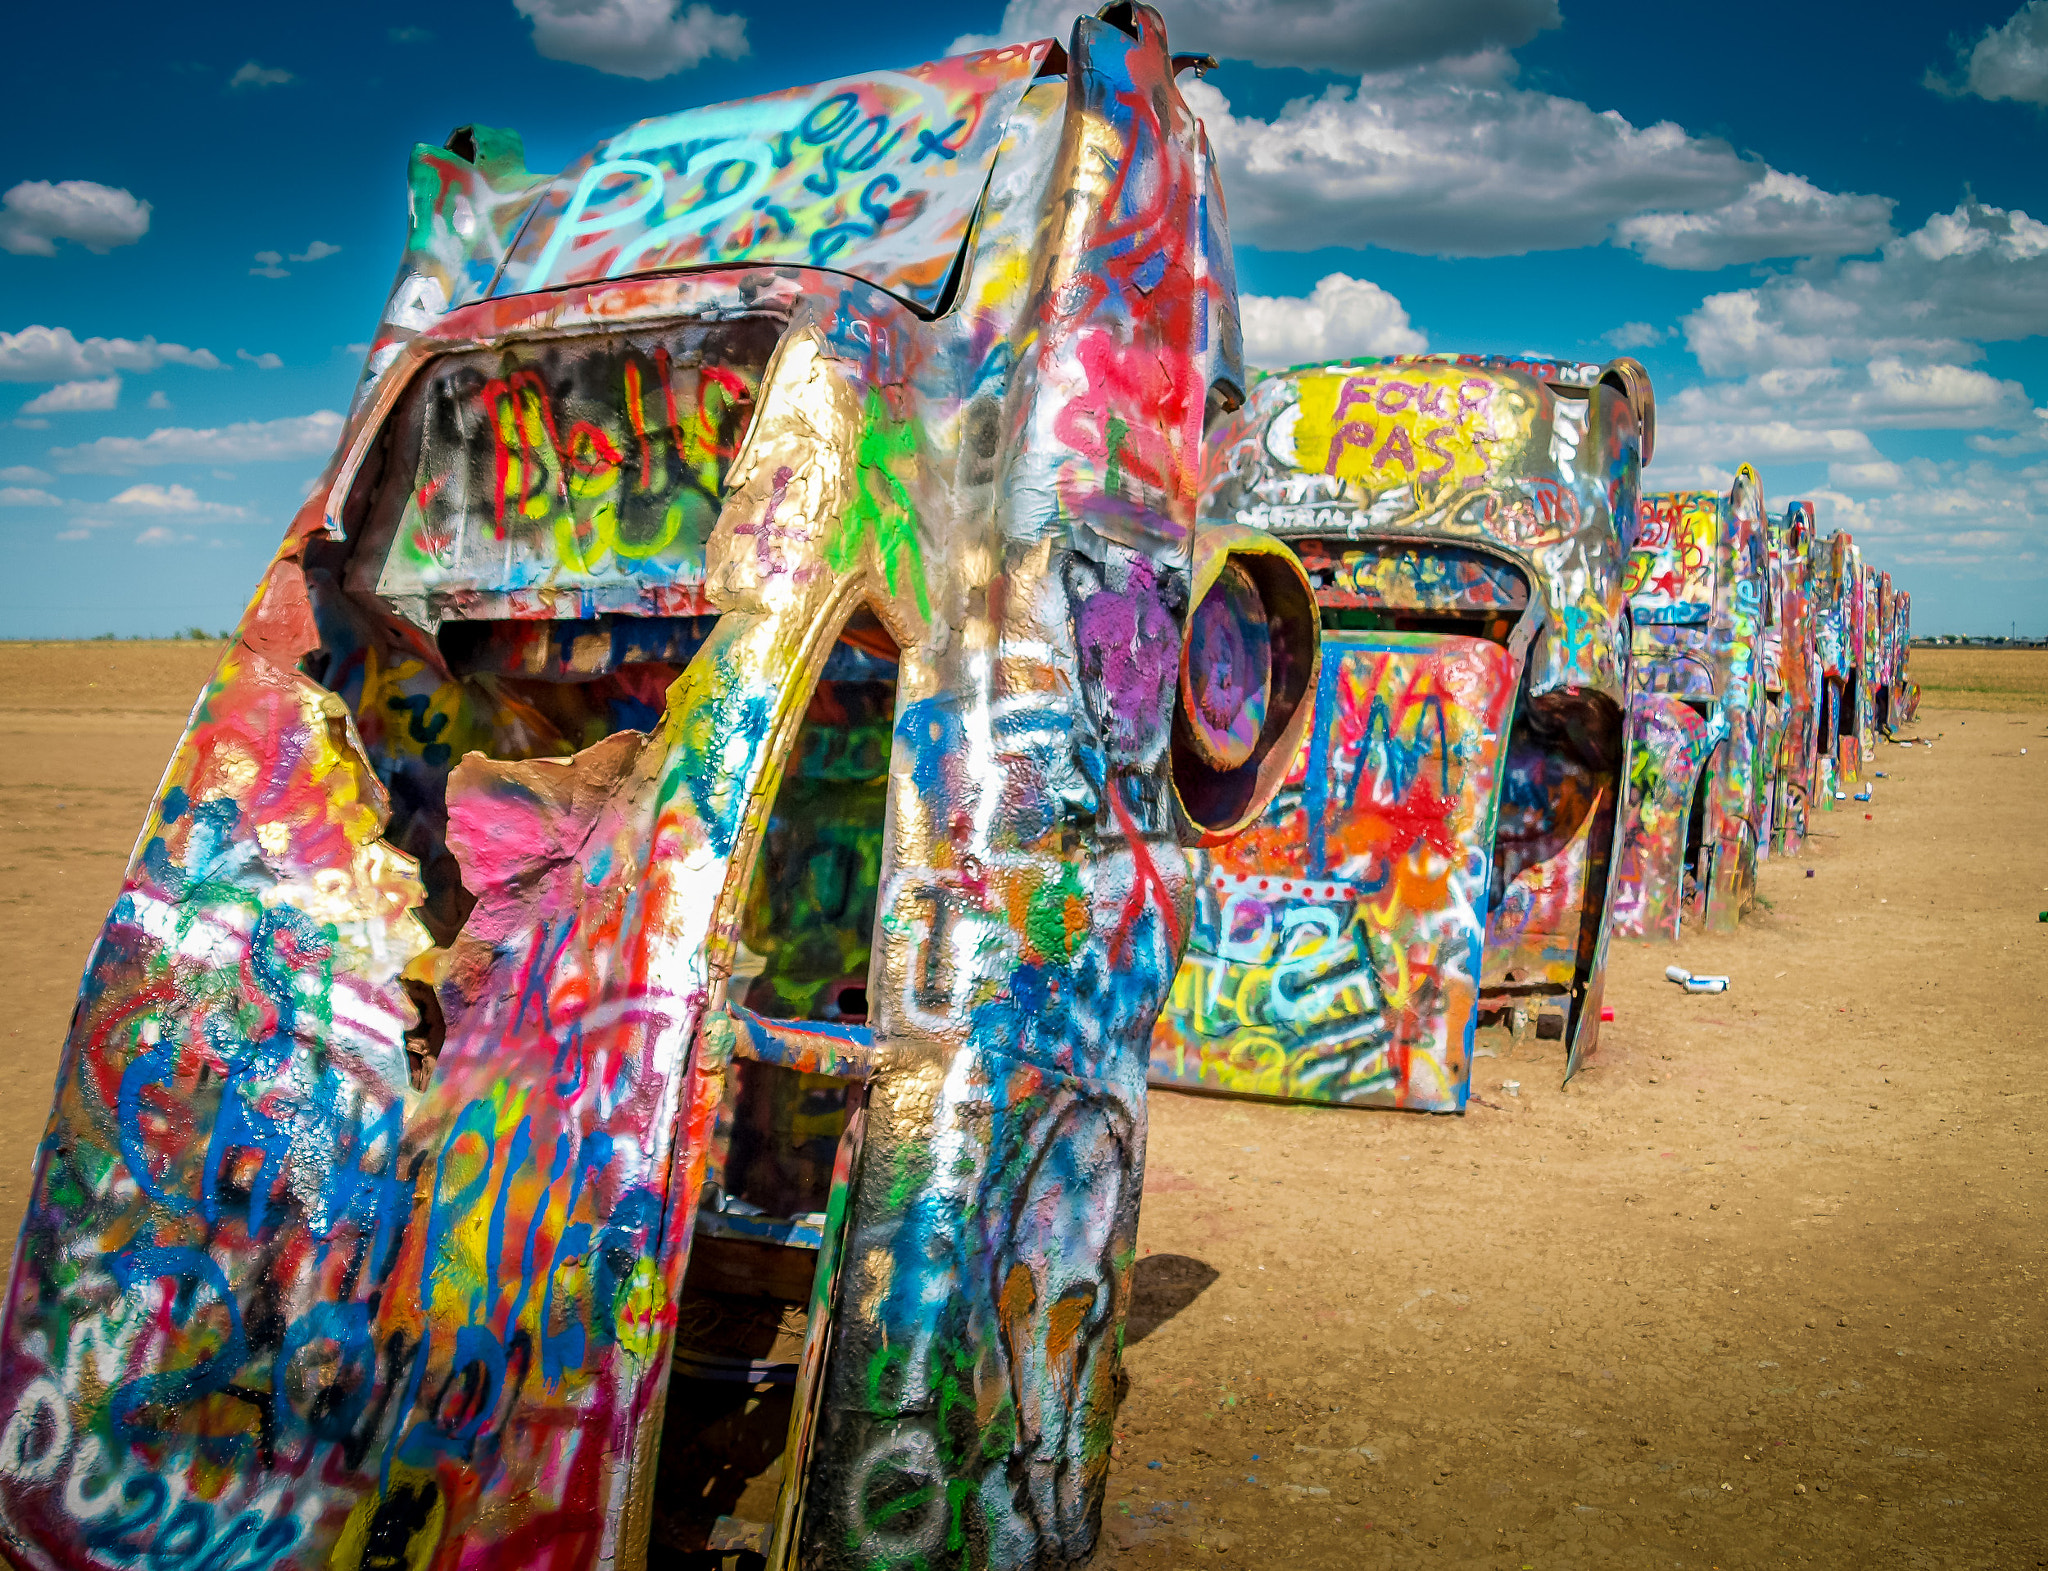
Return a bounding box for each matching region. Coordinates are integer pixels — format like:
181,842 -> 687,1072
1320,606 -> 1520,642
1292,539 -> 1527,647
649,611 -> 896,1564
335,319 -> 777,631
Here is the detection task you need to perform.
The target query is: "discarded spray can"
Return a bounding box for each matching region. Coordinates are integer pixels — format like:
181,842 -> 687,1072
1666,963 -> 1729,994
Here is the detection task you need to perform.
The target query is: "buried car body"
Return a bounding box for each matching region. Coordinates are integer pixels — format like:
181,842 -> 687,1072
1763,500 -> 1819,857
1811,528 -> 1863,802
1147,353 -> 1653,1112
0,12 -> 1319,1571
1614,467 -> 1770,940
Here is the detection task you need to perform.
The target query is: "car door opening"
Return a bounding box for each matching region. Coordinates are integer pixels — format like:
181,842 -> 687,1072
647,609 -> 897,1566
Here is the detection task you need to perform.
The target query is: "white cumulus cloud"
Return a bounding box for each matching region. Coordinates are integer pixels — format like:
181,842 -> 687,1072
0,180 -> 152,256
20,377 -> 120,414
289,240 -> 341,262
108,482 -> 248,520
237,349 -> 284,370
1614,168 -> 1893,271
952,0 -> 1559,73
1812,461 -> 2048,572
0,326 -> 221,382
1969,408 -> 2048,454
1652,199 -> 2048,589
1928,0 -> 2048,104
514,0 -> 748,79
1682,200 -> 2048,378
0,465 -> 51,484
1658,363 -> 2031,480
49,410 -> 345,473
1183,61 -> 1874,265
1827,459 -> 1906,489
229,61 -> 294,89
1652,410 -> 1885,476
0,486 -> 63,507
1604,321 -> 1671,349
1239,272 -> 1426,368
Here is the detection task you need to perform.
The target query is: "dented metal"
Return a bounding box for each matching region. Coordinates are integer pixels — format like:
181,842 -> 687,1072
0,13 -> 1316,1571
1148,353 -> 1651,1109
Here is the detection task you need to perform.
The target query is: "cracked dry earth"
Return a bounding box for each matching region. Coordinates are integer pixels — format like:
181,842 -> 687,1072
1,643 -> 2043,1571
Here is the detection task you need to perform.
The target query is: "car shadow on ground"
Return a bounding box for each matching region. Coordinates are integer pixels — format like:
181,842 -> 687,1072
1125,1253 -> 1220,1347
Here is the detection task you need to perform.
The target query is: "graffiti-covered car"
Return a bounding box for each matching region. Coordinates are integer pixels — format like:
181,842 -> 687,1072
1892,588 -> 1918,723
1855,562 -> 1883,764
1613,466 -> 1769,938
0,12 -> 1321,1571
1764,501 -> 1819,855
1147,353 -> 1653,1111
1811,529 -> 1861,802
1871,569 -> 1903,735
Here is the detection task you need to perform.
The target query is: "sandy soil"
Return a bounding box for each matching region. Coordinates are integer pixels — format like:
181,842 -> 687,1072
0,642 -> 227,1266
1,642 -> 2043,1570
1109,694 -> 2048,1569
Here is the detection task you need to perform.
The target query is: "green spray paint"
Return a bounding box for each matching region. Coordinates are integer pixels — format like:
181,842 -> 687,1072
830,389 -> 931,621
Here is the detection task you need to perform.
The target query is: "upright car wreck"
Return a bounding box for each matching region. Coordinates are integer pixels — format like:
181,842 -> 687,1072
1888,587 -> 1917,725
1614,467 -> 1770,938
0,11 -> 1319,1570
1811,530 -> 1863,802
1148,353 -> 1653,1111
1764,501 -> 1819,856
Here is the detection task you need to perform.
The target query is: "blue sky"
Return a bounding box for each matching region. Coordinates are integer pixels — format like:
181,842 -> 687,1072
3,0 -> 2045,637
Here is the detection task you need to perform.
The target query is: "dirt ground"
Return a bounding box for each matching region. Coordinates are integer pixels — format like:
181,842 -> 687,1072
1900,647 -> 2048,713
1,642 -> 2044,1570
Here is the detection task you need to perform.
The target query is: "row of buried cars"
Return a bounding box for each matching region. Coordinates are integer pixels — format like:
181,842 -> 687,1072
0,10 -> 1916,1571
1153,382 -> 1919,1114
